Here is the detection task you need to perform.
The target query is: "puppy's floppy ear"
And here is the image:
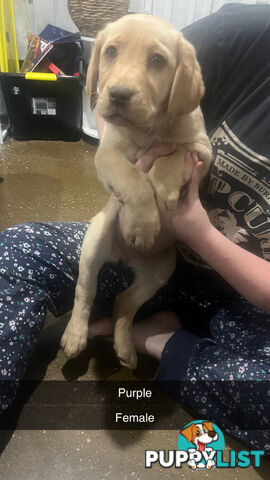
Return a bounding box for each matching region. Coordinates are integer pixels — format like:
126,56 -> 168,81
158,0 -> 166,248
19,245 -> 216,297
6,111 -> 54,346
180,425 -> 193,443
86,29 -> 105,109
168,35 -> 205,121
202,421 -> 214,432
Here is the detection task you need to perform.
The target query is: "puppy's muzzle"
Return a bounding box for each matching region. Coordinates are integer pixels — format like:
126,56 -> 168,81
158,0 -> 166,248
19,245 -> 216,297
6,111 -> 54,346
109,86 -> 135,107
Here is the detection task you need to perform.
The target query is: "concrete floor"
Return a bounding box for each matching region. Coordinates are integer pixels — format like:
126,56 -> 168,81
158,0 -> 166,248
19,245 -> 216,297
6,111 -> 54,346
0,137 -> 269,479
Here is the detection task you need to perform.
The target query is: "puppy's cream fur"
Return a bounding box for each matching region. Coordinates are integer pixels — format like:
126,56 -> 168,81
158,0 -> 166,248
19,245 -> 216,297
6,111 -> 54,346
61,14 -> 212,369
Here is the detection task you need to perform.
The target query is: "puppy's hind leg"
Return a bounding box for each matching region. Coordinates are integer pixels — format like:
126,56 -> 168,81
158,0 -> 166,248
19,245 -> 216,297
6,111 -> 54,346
113,247 -> 176,370
61,200 -> 120,359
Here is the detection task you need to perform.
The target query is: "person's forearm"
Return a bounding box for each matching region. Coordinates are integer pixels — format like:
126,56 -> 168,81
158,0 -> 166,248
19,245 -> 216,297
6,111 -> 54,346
187,224 -> 270,313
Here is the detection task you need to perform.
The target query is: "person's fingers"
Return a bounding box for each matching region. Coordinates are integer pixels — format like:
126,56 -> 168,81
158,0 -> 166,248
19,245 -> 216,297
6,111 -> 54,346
187,160 -> 204,201
173,152 -> 197,203
135,143 -> 176,173
179,183 -> 188,200
117,195 -> 124,204
182,152 -> 194,184
191,151 -> 200,164
135,155 -> 155,173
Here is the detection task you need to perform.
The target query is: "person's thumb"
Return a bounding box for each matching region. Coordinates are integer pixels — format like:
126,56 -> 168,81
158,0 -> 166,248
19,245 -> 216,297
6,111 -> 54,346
187,157 -> 204,201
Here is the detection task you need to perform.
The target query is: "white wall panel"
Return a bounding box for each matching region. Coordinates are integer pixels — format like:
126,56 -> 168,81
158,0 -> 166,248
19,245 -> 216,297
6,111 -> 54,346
14,0 -> 270,59
152,0 -> 174,22
13,0 -> 31,59
25,1 -> 270,36
170,0 -> 197,30
192,0 -> 215,23
13,0 -> 78,59
129,0 -> 270,29
129,0 -> 146,12
28,0 -> 77,36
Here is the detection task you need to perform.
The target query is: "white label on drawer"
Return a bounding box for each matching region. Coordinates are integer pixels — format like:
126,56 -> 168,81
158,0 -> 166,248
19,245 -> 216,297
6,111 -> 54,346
31,97 -> 56,115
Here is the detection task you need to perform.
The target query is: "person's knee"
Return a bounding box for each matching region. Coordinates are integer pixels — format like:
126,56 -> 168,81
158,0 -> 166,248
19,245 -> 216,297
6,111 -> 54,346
1,222 -> 41,243
0,222 -> 47,280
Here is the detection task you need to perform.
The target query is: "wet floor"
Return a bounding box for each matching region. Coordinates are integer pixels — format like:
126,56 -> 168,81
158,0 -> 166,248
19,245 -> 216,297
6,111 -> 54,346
0,138 -> 108,231
0,138 -> 269,479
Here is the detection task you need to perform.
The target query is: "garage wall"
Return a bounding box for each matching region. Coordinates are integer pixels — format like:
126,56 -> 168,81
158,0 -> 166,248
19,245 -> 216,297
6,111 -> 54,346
14,0 -> 77,59
129,0 -> 270,30
14,0 -> 270,59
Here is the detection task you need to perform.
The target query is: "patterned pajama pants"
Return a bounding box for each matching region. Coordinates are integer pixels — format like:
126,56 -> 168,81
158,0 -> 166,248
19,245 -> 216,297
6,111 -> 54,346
0,222 -> 269,454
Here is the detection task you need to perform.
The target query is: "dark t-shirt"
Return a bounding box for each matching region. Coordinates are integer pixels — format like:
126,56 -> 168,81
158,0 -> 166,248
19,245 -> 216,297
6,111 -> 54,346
176,4 -> 270,297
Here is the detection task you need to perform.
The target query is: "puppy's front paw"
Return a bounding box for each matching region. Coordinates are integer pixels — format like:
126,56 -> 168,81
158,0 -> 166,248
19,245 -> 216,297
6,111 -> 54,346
61,319 -> 88,359
114,338 -> 137,370
149,173 -> 181,212
123,206 -> 160,251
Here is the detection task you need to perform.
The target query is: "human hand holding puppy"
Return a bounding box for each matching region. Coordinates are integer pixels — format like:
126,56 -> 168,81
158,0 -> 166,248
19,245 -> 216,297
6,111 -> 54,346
136,145 -> 270,314
97,114 -> 270,313
97,113 -> 210,248
115,144 -> 210,251
135,148 -> 211,247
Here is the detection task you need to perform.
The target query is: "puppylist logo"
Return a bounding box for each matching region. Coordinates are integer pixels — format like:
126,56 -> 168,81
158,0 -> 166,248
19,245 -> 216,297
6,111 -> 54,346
145,420 -> 264,470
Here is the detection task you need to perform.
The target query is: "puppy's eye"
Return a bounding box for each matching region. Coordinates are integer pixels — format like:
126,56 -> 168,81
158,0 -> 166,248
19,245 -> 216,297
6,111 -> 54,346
105,45 -> 117,58
149,53 -> 166,68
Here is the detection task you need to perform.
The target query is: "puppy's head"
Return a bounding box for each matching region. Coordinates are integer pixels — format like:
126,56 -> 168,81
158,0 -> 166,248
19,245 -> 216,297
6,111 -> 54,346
86,14 -> 204,127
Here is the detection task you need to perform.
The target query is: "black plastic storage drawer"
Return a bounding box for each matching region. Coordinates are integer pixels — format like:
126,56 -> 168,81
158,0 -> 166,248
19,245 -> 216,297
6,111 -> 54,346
0,72 -> 82,141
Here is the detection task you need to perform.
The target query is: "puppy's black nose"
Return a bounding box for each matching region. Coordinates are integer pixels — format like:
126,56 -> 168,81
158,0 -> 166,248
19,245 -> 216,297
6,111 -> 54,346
109,86 -> 134,107
208,431 -> 216,438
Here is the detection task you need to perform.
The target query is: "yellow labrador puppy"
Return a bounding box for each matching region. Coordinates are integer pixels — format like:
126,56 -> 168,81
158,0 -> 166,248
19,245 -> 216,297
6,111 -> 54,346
61,14 -> 212,369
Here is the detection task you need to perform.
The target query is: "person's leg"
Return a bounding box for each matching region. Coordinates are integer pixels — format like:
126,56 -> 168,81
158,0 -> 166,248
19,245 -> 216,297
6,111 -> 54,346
0,220 -> 153,411
88,270 -> 216,374
0,221 -> 90,410
88,298 -> 270,455
157,299 -> 270,455
88,310 -> 182,359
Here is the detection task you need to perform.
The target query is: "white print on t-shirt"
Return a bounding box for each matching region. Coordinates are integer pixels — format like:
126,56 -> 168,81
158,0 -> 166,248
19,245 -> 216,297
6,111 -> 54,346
178,121 -> 270,267
207,209 -> 249,244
